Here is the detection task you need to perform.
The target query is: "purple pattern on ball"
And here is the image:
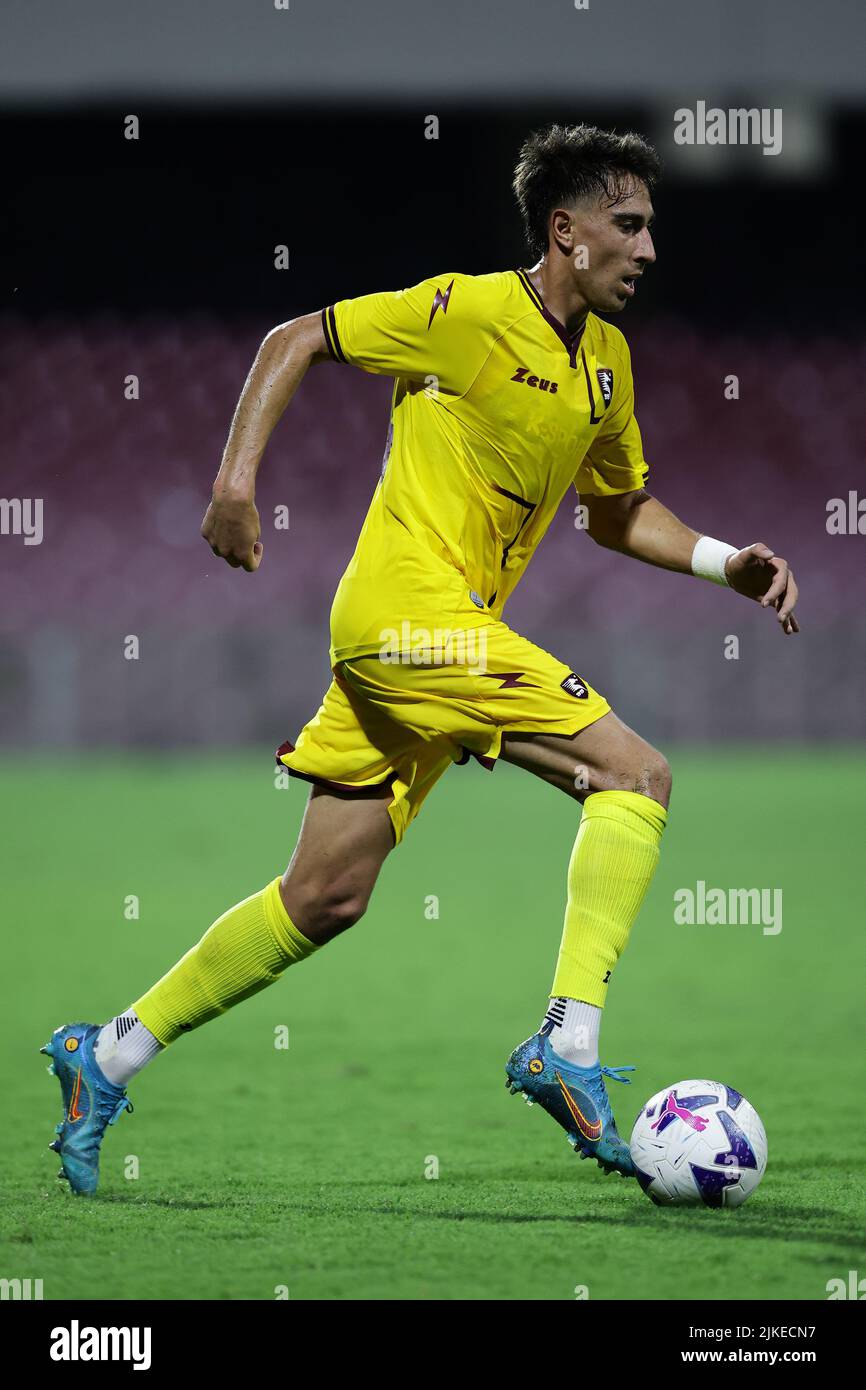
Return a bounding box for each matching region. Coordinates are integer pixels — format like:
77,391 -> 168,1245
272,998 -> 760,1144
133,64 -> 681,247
690,1163 -> 742,1206
714,1110 -> 758,1169
724,1084 -> 744,1110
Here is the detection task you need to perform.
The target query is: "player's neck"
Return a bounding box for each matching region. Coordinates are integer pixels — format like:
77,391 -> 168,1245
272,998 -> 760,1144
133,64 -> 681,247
526,259 -> 589,340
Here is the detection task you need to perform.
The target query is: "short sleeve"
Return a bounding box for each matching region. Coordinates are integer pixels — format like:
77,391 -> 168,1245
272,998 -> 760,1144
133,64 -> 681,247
321,273 -> 477,393
573,340 -> 650,497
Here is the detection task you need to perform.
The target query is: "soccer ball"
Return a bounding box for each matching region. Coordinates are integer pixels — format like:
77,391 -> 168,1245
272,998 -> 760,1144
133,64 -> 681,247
629,1079 -> 767,1208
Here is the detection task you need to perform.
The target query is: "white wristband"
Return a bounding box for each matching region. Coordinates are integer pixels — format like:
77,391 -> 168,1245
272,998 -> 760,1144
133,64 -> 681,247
691,535 -> 739,586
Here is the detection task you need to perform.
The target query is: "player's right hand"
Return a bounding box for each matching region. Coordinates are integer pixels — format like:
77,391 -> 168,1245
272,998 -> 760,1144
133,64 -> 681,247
724,542 -> 799,634
200,490 -> 264,572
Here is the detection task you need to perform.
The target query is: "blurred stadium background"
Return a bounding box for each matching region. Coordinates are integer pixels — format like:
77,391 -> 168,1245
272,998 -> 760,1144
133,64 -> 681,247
2,0 -> 865,749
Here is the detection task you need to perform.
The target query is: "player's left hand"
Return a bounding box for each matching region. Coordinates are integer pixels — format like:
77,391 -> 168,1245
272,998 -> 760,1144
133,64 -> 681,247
724,543 -> 800,634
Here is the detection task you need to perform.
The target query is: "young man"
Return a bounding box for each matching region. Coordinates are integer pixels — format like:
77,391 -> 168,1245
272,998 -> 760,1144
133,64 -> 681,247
44,124 -> 799,1193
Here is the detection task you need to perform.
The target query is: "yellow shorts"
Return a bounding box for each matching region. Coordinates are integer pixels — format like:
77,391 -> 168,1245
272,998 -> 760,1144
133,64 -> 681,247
276,621 -> 610,844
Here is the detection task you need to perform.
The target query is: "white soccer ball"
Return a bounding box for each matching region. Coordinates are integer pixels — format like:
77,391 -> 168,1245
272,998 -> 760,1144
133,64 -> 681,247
629,1079 -> 767,1208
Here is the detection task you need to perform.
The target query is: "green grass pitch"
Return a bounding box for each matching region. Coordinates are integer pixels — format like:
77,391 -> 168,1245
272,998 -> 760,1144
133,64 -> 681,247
2,748 -> 864,1301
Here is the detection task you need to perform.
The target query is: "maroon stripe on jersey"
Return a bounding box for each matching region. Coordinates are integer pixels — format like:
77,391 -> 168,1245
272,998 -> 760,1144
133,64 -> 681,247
581,348 -> 602,424
326,304 -> 348,363
491,480 -> 534,511
320,307 -> 338,361
319,305 -> 337,358
515,269 -> 584,366
491,481 -> 536,568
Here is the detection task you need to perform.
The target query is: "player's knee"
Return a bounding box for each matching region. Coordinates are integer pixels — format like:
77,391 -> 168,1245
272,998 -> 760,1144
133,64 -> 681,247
319,887 -> 369,935
289,876 -> 370,938
597,741 -> 671,807
637,746 -> 672,806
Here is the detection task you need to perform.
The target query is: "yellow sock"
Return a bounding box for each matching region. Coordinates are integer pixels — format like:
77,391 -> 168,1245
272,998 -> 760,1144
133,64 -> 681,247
133,877 -> 318,1046
551,790 -> 667,1007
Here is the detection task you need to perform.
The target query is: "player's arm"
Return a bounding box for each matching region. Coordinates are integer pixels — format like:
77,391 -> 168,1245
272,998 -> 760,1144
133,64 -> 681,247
583,489 -> 800,636
201,311 -> 329,571
202,274 -> 467,570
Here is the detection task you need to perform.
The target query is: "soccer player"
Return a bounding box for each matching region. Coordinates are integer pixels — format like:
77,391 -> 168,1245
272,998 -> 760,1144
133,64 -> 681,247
44,124 -> 799,1193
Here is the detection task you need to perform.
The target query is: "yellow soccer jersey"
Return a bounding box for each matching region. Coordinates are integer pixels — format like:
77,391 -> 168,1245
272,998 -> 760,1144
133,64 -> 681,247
321,268 -> 649,664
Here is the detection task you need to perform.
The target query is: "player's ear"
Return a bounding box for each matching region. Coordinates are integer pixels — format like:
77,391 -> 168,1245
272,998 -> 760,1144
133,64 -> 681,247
549,207 -> 575,255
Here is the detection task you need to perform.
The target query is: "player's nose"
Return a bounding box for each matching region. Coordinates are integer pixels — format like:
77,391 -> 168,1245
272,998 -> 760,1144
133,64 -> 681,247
635,228 -> 656,265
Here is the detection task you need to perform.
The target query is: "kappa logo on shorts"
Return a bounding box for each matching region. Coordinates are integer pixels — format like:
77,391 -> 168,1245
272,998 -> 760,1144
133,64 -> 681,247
561,672 -> 589,699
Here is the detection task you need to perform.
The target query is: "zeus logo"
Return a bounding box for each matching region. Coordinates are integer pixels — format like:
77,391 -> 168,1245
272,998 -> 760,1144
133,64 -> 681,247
511,367 -> 559,393
427,279 -> 455,327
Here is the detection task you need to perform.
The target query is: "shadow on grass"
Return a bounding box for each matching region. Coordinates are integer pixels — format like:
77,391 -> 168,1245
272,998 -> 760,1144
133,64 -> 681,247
274,1192 -> 865,1256
94,1194 -> 225,1211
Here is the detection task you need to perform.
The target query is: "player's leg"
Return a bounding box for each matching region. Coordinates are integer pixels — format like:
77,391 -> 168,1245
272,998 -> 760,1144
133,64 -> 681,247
500,711 -> 670,1175
42,784 -> 394,1194
126,781 -> 395,1053
502,709 -> 670,1017
278,782 -> 396,944
501,707 -> 671,806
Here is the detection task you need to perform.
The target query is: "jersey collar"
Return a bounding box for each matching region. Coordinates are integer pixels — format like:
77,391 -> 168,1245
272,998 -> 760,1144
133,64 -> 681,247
516,269 -> 586,368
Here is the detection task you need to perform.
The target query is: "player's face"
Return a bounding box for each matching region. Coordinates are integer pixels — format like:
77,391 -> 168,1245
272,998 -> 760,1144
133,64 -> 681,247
567,181 -> 656,313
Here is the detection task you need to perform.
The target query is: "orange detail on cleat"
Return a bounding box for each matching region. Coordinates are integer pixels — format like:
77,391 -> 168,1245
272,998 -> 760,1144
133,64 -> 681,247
67,1068 -> 85,1123
554,1071 -> 602,1142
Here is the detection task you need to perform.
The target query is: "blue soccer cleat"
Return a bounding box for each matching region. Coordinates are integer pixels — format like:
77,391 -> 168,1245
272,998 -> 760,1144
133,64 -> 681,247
40,1023 -> 133,1196
505,1025 -> 636,1176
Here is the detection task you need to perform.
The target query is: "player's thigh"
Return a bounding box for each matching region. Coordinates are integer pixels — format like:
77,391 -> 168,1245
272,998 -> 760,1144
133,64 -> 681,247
500,710 -> 672,807
279,783 -> 396,943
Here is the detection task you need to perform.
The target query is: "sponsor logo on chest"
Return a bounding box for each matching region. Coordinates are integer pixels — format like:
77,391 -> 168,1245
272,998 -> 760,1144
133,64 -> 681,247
511,366 -> 558,393
510,364 -> 614,408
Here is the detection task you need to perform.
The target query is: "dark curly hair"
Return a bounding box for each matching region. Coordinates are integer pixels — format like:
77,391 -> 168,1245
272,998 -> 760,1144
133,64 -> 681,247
513,123 -> 660,260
